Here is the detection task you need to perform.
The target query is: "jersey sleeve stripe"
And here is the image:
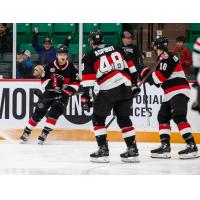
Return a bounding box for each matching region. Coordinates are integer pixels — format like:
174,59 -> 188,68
98,71 -> 119,85
127,60 -> 135,68
152,71 -> 167,84
82,74 -> 96,81
164,85 -> 190,94
128,65 -> 137,73
121,72 -> 132,81
152,72 -> 162,84
69,82 -> 80,86
81,80 -> 95,87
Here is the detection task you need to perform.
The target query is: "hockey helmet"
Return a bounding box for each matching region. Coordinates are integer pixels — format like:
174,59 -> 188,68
152,36 -> 168,49
88,30 -> 104,45
56,45 -> 68,54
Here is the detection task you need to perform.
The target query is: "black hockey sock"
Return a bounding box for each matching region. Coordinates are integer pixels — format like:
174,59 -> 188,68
24,127 -> 32,135
182,133 -> 195,144
42,126 -> 52,135
124,135 -> 136,147
160,134 -> 170,144
96,134 -> 107,147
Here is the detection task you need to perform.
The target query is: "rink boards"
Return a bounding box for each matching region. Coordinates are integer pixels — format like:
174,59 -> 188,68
0,79 -> 200,143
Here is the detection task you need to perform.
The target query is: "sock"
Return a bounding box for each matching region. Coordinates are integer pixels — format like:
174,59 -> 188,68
96,134 -> 107,147
160,134 -> 170,144
124,136 -> 136,147
182,132 -> 195,144
24,126 -> 32,135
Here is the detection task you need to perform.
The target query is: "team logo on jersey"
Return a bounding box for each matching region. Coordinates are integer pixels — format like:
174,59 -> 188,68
50,68 -> 55,72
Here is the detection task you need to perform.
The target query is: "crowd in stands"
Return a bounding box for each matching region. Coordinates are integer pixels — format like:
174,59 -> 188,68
0,23 -> 12,54
0,23 -> 198,80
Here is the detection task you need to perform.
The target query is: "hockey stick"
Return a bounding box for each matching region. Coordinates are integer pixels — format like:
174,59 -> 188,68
137,58 -> 161,88
138,26 -> 151,126
105,116 -> 116,129
142,83 -> 150,126
34,89 -> 116,128
34,90 -> 62,102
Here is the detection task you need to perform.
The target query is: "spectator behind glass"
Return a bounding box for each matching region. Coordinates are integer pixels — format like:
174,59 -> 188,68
32,27 -> 56,65
121,31 -> 139,67
33,65 -> 44,79
173,36 -> 192,74
16,50 -> 34,78
0,23 -> 12,55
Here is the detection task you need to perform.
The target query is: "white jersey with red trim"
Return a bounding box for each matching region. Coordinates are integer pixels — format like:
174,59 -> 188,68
81,44 -> 138,91
151,52 -> 190,102
41,59 -> 80,92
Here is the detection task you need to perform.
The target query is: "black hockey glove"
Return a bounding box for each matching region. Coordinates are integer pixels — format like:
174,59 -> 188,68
191,101 -> 200,112
81,94 -> 93,112
62,86 -> 77,97
131,85 -> 141,97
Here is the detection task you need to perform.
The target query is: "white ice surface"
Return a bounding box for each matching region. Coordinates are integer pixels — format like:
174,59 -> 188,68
0,140 -> 200,175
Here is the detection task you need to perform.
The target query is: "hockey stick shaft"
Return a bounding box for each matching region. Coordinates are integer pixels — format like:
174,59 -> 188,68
142,83 -> 150,126
35,89 -> 116,128
105,116 -> 116,129
138,26 -> 151,126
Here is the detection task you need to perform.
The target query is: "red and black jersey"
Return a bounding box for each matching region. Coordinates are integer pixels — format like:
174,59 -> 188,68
41,59 -> 80,92
151,51 -> 190,102
81,44 -> 138,90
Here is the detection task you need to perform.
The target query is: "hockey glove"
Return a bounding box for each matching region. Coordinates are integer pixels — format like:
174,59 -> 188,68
191,101 -> 200,112
140,67 -> 155,86
81,94 -> 93,112
62,86 -> 77,97
131,85 -> 141,97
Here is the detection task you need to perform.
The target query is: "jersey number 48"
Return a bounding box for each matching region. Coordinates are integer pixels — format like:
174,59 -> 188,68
99,52 -> 126,74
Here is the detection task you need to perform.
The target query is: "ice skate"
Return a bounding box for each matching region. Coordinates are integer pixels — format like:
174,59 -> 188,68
120,142 -> 139,163
90,143 -> 109,163
151,143 -> 171,158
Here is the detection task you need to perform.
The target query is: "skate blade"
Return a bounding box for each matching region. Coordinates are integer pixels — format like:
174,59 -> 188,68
90,156 -> 109,163
38,140 -> 45,145
179,152 -> 200,159
121,157 -> 140,163
151,153 -> 171,159
20,139 -> 28,144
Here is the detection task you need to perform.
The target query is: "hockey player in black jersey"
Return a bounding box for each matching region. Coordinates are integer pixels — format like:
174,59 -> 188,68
20,45 -> 80,144
140,36 -> 199,159
80,30 -> 140,163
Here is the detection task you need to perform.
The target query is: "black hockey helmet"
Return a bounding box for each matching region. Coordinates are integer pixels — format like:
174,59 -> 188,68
56,45 -> 68,54
152,36 -> 168,50
88,30 -> 104,45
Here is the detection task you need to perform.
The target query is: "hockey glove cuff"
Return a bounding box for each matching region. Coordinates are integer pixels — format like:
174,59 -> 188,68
131,85 -> 141,97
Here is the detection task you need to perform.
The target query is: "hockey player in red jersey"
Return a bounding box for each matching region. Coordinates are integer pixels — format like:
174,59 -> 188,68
80,30 -> 140,163
140,36 -> 199,159
20,45 -> 80,144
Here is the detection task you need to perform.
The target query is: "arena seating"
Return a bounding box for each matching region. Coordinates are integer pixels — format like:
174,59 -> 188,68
16,23 -> 123,64
186,23 -> 200,45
